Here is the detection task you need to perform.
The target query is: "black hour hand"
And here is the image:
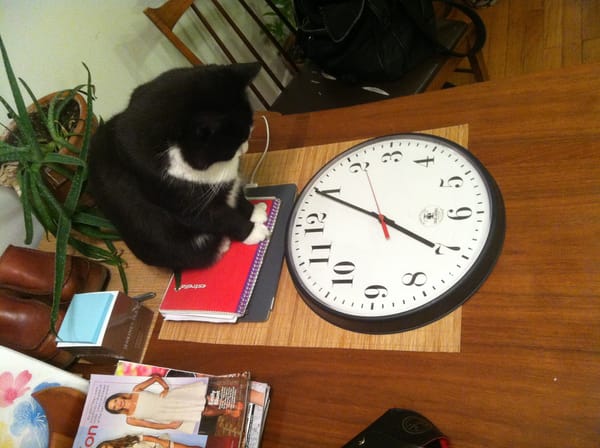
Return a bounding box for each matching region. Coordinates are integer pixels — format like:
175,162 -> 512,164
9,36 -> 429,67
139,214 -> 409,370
434,244 -> 461,255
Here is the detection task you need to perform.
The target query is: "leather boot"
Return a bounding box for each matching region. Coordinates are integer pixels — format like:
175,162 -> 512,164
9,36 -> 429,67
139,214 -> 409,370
0,291 -> 75,369
0,244 -> 110,306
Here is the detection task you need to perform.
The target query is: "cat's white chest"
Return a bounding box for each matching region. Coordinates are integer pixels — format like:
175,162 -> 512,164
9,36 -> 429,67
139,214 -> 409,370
165,145 -> 241,184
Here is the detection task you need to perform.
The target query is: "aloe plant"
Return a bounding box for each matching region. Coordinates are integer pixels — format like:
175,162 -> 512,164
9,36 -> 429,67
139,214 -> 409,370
0,34 -> 128,331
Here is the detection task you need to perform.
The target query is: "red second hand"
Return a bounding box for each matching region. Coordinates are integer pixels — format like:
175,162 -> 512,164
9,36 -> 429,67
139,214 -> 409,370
365,169 -> 390,239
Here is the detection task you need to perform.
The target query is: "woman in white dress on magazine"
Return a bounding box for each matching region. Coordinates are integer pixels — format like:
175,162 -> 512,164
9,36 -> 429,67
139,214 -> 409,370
104,374 -> 239,430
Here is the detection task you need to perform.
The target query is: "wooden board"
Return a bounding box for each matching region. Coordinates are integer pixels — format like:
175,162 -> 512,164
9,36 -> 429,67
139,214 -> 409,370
157,124 -> 469,352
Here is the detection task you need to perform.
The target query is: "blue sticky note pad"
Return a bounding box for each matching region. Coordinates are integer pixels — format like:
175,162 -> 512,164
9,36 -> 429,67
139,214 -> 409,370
58,291 -> 117,345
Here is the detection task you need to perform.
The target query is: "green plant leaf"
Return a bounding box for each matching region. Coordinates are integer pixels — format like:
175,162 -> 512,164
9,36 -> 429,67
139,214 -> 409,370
31,170 -> 66,223
47,137 -> 82,155
106,240 -> 128,294
52,86 -> 84,119
78,63 -> 94,163
67,237 -> 108,259
0,147 -> 30,163
46,89 -> 82,147
0,35 -> 37,145
72,223 -> 121,241
17,169 -> 34,244
60,65 -> 94,218
0,95 -> 20,127
71,209 -> 119,230
42,151 -> 86,167
28,175 -> 58,235
41,162 -> 73,181
68,237 -> 126,276
19,78 -> 49,130
50,212 -> 72,332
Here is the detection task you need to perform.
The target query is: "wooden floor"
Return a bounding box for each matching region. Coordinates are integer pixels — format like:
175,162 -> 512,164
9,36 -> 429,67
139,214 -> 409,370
453,0 -> 600,83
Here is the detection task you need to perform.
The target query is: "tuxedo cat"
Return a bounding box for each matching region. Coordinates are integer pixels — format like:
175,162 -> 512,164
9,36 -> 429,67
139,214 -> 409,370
87,63 -> 270,271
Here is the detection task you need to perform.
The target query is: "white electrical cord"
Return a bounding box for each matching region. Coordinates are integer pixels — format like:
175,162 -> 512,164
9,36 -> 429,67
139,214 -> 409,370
245,114 -> 270,191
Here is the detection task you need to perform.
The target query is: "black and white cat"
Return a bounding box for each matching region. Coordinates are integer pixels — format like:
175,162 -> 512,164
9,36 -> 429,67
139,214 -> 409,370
87,63 -> 270,271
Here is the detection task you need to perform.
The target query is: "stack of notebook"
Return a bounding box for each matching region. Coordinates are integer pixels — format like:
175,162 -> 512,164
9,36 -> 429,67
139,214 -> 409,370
159,184 -> 295,323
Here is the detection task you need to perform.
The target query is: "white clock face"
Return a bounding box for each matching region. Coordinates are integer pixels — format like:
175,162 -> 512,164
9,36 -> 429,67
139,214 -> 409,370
286,134 -> 504,333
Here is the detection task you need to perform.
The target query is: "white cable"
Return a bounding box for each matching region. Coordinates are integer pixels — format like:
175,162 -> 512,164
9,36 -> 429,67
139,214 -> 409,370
245,114 -> 270,190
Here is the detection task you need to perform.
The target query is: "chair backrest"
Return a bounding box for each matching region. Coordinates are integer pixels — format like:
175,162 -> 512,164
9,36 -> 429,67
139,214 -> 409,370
145,1 -> 488,115
144,0 -> 298,110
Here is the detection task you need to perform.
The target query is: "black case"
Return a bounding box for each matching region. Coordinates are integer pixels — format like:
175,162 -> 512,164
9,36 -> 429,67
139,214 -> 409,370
342,408 -> 449,448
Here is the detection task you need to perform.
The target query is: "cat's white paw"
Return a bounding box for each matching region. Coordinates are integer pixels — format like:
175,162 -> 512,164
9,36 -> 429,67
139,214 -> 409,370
217,237 -> 231,256
243,223 -> 270,245
250,201 -> 268,224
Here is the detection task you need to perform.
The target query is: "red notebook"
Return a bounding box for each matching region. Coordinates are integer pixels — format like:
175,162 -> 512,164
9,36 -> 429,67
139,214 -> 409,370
159,198 -> 280,323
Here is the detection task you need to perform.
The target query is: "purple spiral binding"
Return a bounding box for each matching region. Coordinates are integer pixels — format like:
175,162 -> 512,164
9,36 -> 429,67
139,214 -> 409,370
237,199 -> 281,315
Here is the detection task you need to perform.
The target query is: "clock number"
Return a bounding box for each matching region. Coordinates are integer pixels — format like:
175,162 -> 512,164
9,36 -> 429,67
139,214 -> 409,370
447,207 -> 473,220
402,272 -> 428,287
349,162 -> 370,173
439,176 -> 464,188
364,285 -> 388,299
304,212 -> 327,234
414,157 -> 434,167
332,261 -> 355,286
309,244 -> 331,264
381,151 -> 403,163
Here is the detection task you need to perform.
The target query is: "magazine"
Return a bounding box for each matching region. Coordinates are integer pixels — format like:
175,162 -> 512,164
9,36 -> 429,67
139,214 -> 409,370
115,361 -> 271,448
73,372 -> 250,448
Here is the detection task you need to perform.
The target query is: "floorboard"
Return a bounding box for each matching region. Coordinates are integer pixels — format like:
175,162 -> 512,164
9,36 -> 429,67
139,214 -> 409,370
452,0 -> 600,85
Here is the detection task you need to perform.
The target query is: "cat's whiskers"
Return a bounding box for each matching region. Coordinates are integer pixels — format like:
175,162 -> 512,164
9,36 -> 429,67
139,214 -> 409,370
191,183 -> 219,214
159,145 -> 231,212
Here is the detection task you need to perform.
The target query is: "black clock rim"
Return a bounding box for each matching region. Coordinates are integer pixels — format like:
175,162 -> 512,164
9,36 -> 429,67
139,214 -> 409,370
285,133 -> 506,334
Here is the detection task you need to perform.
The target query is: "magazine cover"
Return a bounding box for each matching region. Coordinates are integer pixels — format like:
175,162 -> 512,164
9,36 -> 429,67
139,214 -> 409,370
73,373 -> 249,448
115,361 -> 270,448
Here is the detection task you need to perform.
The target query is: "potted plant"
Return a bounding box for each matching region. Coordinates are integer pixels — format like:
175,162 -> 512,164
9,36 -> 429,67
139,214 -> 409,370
0,34 -> 127,330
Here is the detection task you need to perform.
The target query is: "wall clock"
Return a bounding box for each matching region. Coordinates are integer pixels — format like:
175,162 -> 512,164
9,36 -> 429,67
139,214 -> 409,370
285,133 -> 505,334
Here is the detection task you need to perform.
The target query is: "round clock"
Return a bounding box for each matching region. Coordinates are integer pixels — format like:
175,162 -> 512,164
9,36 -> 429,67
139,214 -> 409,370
285,133 -> 505,334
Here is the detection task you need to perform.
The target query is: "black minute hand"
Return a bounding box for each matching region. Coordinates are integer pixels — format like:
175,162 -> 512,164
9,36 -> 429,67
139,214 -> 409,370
314,188 -> 459,253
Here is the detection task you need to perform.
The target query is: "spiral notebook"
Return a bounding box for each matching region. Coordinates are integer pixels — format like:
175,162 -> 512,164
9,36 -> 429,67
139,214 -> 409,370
159,198 -> 280,323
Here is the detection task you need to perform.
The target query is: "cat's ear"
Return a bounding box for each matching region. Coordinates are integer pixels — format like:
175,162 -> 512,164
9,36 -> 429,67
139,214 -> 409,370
231,62 -> 262,86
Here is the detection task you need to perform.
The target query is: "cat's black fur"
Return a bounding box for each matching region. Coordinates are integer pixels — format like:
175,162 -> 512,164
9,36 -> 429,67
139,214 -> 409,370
87,63 -> 269,271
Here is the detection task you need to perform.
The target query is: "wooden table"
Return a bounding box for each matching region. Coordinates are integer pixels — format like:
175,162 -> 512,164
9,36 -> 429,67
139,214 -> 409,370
138,63 -> 599,447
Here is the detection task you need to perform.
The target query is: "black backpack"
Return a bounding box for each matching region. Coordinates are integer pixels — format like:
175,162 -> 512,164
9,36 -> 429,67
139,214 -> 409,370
293,0 -> 486,83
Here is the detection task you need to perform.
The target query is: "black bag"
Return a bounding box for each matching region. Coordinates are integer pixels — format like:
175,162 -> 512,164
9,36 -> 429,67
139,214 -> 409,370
294,0 -> 486,83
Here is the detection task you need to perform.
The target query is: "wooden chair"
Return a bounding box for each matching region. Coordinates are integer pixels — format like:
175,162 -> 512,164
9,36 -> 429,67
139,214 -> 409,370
144,0 -> 488,114
144,0 -> 298,110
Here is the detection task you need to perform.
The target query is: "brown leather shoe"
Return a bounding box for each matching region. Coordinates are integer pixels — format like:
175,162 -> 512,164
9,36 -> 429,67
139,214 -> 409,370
0,291 -> 76,368
0,244 -> 110,306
